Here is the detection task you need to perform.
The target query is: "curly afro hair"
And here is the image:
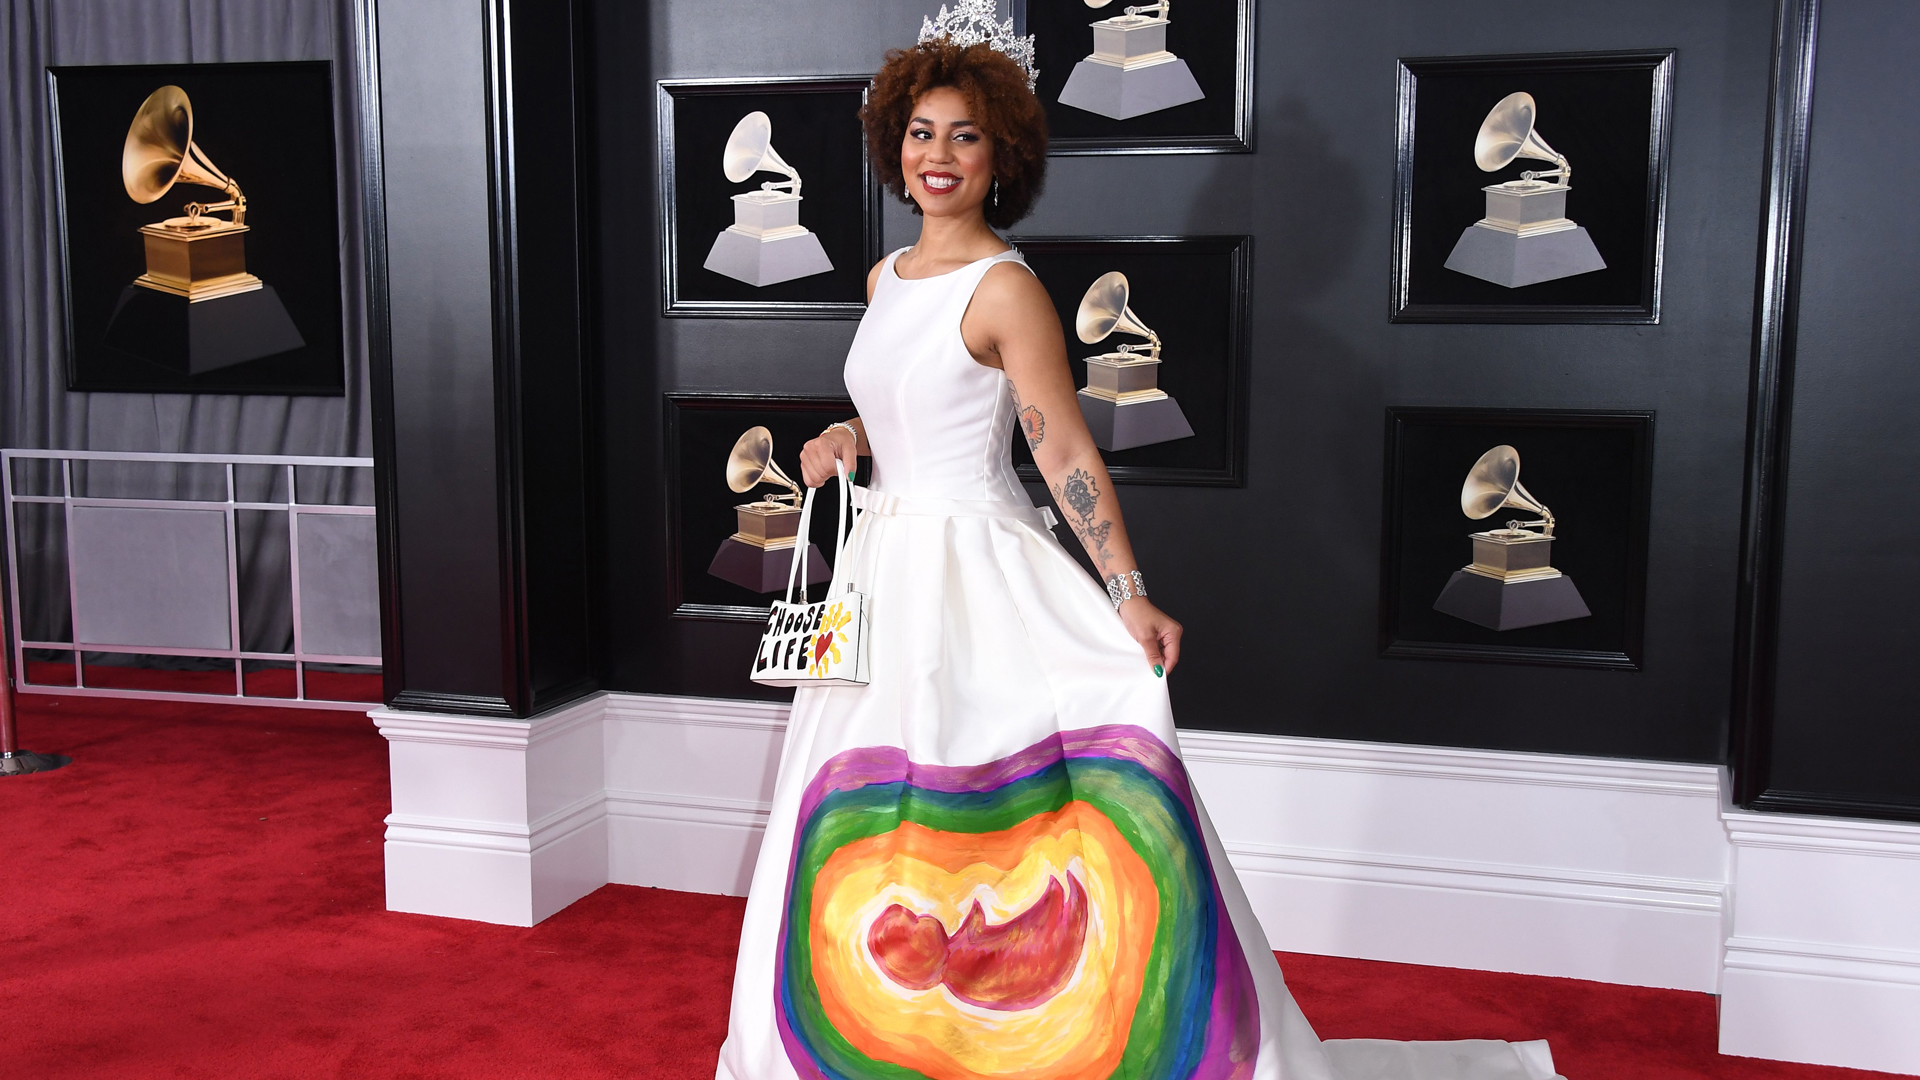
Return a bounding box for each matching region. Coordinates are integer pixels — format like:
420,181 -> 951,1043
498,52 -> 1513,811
860,39 -> 1048,230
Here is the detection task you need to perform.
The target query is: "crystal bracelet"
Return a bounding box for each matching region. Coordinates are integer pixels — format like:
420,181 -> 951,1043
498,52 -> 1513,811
1105,569 -> 1147,610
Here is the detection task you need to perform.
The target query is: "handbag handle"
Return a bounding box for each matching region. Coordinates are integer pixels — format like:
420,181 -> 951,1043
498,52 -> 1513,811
781,483 -> 818,606
780,460 -> 860,606
824,461 -> 860,599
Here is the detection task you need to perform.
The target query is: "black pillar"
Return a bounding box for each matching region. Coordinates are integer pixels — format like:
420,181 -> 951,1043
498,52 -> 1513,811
368,0 -> 597,718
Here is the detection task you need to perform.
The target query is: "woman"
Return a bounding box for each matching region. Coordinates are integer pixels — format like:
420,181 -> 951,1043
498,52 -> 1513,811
716,39 -> 1562,1080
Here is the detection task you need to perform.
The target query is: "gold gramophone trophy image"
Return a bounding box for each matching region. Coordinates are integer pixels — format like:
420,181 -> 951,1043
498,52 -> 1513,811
1432,445 -> 1592,631
707,426 -> 831,593
1073,271 -> 1194,451
1056,0 -> 1205,120
102,85 -> 305,375
703,111 -> 834,287
1443,92 -> 1607,289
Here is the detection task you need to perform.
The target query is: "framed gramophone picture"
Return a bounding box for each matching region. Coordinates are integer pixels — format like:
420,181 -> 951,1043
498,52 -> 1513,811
658,77 -> 882,318
1013,0 -> 1254,153
665,394 -> 868,621
1379,407 -> 1653,669
48,61 -> 344,394
1390,50 -> 1674,324
1007,235 -> 1251,486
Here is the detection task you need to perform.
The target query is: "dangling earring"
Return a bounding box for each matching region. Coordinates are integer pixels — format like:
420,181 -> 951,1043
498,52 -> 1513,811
991,177 -> 1000,208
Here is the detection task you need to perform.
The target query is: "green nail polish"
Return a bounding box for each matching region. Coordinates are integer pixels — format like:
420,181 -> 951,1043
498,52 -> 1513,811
1153,664 -> 1164,678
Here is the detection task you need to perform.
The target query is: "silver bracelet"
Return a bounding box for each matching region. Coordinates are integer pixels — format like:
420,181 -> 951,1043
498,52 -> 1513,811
1105,569 -> 1147,610
823,421 -> 858,443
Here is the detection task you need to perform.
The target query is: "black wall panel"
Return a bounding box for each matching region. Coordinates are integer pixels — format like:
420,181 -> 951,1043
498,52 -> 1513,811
1737,0 -> 1920,818
488,0 -> 598,712
372,0 -> 598,717
592,0 -> 1779,763
377,0 -> 506,705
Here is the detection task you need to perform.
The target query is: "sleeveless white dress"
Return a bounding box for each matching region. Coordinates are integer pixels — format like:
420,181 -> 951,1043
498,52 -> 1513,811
715,248 -> 1564,1080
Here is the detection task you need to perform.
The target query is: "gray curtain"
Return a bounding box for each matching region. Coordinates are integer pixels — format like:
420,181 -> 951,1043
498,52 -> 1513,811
0,0 -> 374,662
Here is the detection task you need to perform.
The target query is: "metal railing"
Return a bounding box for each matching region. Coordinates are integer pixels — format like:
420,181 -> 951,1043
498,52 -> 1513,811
2,449 -> 380,710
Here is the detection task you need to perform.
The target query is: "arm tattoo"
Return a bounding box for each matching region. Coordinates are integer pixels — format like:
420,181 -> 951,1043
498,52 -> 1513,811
1010,384 -> 1045,451
1053,467 -> 1116,573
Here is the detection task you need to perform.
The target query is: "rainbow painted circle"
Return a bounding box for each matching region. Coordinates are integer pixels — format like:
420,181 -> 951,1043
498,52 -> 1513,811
776,725 -> 1260,1080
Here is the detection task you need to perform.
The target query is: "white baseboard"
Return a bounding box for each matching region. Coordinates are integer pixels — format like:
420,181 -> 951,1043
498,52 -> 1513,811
373,691 -> 1920,1075
602,693 -> 784,896
1177,729 -> 1727,992
1719,809 -> 1920,1074
373,696 -> 608,927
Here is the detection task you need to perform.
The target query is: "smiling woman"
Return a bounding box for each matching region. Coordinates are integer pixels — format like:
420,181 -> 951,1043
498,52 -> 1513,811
859,39 -> 1045,229
712,29 -> 1570,1080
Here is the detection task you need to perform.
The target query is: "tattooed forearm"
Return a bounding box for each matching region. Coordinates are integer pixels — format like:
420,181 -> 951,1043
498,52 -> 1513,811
1010,384 -> 1046,451
1053,467 -> 1116,573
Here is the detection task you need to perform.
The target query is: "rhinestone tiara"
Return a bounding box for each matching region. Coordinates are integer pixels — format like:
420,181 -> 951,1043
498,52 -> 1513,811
917,0 -> 1039,93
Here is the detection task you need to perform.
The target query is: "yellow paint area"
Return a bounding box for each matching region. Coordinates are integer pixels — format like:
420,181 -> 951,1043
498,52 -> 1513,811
810,801 -> 1160,1080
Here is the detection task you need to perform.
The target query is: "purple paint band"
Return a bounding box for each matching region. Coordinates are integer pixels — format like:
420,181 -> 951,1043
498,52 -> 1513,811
793,725 -> 1196,826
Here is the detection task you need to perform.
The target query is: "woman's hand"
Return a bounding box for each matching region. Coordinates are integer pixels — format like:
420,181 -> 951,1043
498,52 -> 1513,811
1118,599 -> 1182,677
800,427 -> 858,488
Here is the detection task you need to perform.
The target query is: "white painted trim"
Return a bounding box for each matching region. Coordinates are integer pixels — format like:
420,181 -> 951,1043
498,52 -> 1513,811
1175,728 -> 1721,798
605,788 -> 772,830
374,695 -> 608,926
1718,806 -> 1920,1073
1224,839 -> 1723,914
603,691 -> 787,730
372,699 -> 604,749
1725,807 -> 1920,859
1725,936 -> 1920,986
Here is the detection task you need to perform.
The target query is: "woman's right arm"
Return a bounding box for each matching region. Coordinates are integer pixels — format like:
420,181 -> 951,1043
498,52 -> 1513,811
800,419 -> 866,488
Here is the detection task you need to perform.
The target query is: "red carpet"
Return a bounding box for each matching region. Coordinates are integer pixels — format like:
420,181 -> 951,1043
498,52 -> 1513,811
0,687 -> 1904,1079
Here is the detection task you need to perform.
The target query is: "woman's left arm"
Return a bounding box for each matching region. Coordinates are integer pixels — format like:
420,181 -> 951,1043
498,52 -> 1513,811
965,263 -> 1183,676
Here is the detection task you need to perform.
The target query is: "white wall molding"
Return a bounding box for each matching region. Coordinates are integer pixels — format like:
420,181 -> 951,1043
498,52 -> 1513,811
1726,809 -> 1920,859
1719,807 -> 1920,1074
373,695 -> 608,927
1224,839 -> 1724,914
1173,729 -> 1728,993
1176,729 -> 1721,798
603,691 -> 787,731
601,693 -> 787,896
372,690 -> 1920,1074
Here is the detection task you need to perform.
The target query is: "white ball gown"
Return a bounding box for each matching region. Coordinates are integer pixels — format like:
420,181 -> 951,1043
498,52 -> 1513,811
715,247 -> 1565,1080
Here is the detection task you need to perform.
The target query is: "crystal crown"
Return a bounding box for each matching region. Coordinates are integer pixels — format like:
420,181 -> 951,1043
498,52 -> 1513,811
917,0 -> 1039,92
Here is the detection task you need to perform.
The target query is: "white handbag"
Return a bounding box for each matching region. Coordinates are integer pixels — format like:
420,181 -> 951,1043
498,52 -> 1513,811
749,464 -> 869,688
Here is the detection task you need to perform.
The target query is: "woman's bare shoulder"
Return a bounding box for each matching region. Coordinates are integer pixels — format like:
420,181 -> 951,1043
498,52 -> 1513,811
962,258 -> 1064,369
975,258 -> 1056,322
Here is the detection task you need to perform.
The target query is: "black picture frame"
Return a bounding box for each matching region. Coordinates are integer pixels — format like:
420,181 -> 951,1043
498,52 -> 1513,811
48,61 -> 346,394
1380,408 -> 1654,669
664,394 -> 866,622
1390,50 -> 1674,324
1013,0 -> 1254,154
658,77 -> 882,318
1006,235 -> 1251,486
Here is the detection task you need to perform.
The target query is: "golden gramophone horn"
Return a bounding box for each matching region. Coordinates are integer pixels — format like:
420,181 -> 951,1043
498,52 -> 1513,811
1076,271 -> 1162,360
122,85 -> 246,223
1473,92 -> 1571,186
1461,444 -> 1556,534
726,426 -> 802,500
723,111 -> 802,197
